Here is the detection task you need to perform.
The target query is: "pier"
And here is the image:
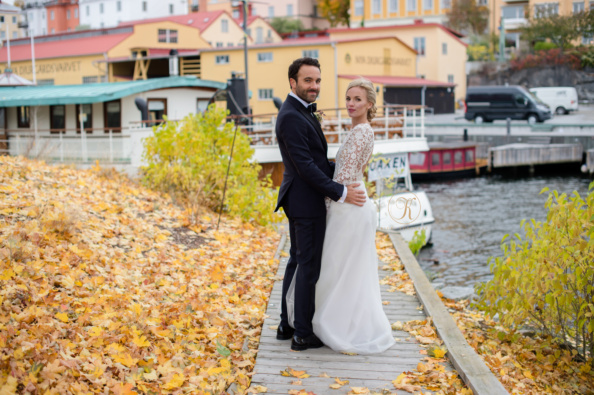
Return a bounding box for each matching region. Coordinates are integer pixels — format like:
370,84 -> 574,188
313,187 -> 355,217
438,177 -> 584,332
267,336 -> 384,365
248,233 -> 508,394
488,143 -> 583,170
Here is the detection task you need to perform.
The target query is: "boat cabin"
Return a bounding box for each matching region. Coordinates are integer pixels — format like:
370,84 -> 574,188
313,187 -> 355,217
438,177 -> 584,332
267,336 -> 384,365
409,141 -> 478,180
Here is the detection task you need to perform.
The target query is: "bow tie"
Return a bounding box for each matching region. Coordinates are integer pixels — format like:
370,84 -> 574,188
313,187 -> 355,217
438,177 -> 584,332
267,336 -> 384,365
308,103 -> 317,113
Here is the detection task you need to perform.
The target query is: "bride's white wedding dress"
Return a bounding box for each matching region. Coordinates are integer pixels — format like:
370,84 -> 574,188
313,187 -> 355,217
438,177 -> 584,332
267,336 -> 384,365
312,122 -> 395,354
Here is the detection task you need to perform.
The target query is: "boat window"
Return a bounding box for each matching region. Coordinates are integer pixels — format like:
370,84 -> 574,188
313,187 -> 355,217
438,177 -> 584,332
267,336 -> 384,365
454,151 -> 463,164
443,152 -> 451,165
431,153 -> 440,166
465,149 -> 474,163
409,152 -> 425,166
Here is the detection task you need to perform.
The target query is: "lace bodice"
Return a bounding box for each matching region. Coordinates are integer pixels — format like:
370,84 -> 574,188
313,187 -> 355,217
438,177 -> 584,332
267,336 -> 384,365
333,123 -> 374,185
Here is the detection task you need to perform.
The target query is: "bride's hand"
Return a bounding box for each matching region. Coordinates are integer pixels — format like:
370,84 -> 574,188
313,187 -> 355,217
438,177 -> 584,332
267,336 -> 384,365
345,183 -> 366,206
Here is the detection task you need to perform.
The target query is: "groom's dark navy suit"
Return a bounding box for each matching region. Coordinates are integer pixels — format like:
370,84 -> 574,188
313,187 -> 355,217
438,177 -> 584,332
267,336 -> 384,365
275,94 -> 344,338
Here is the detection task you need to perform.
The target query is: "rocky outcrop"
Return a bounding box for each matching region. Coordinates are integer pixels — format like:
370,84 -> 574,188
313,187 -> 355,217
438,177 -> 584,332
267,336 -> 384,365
468,65 -> 594,101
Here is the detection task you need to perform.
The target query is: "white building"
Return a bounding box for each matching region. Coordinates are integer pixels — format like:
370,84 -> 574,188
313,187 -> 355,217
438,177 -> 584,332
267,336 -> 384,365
250,0 -> 329,30
79,0 -> 189,29
21,1 -> 49,37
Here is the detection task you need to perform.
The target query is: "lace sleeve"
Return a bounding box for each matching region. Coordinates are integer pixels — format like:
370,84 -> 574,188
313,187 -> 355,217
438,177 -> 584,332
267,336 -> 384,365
334,123 -> 374,185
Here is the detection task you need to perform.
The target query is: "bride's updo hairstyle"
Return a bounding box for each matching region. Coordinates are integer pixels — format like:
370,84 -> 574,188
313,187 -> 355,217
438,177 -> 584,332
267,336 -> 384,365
347,78 -> 377,122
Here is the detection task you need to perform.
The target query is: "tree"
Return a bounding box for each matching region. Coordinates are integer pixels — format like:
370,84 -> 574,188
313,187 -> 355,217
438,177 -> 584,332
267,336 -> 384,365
317,0 -> 350,28
14,0 -> 24,8
269,17 -> 304,34
446,0 -> 489,36
520,8 -> 589,51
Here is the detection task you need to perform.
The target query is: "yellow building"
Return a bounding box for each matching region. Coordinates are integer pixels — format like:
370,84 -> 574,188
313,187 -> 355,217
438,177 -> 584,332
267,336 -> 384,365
0,2 -> 25,44
489,0 -> 593,48
0,10 -> 281,85
329,23 -> 467,103
200,34 -> 455,115
350,0 -> 452,27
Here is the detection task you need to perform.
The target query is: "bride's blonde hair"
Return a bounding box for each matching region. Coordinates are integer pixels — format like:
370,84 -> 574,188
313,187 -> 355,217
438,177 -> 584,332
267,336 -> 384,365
346,78 -> 377,122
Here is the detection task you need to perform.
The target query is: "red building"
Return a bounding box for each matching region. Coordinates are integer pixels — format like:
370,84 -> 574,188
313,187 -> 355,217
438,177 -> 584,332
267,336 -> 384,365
46,0 -> 79,35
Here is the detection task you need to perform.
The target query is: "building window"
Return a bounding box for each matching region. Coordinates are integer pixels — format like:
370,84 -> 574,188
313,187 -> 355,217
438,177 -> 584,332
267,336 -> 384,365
75,8 -> 78,18
287,4 -> 294,16
442,42 -> 447,54
216,55 -> 229,64
268,6 -> 274,17
256,26 -> 263,43
477,0 -> 487,4
227,42 -> 234,46
221,19 -> 228,32
408,0 -> 417,11
413,37 -> 425,55
50,10 -> 54,20
37,79 -> 54,85
573,1 -> 585,12
12,31 -> 17,38
448,74 -> 454,83
29,12 -> 33,21
76,104 -> 93,133
216,42 -> 223,47
17,106 -> 30,128
313,5 -> 319,17
302,49 -> 319,58
169,3 -> 174,14
158,29 -> 178,43
257,52 -> 273,62
424,0 -> 433,10
502,5 -> 525,19
232,9 -> 239,18
117,1 -> 121,11
50,105 -> 66,134
354,0 -> 364,15
83,76 -> 106,84
259,89 -> 273,100
534,3 -> 559,17
440,0 -> 451,8
100,3 -> 104,13
86,5 -> 90,16
12,16 -> 17,23
67,10 -> 70,19
197,99 -> 209,113
389,0 -> 399,13
143,1 -> 148,11
372,0 -> 382,14
104,100 -> 121,132
51,28 -> 55,34
148,99 -> 167,124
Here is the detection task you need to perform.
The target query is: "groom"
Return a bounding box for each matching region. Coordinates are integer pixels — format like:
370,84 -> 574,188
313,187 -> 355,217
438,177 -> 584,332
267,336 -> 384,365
274,57 -> 366,351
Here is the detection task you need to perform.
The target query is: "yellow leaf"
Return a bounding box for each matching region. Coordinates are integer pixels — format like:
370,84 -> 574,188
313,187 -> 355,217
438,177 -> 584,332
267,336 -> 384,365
417,362 -> 428,373
0,269 -> 15,281
393,373 -> 407,385
131,303 -> 142,316
55,312 -> 69,323
132,335 -> 150,348
335,378 -> 349,385
249,385 -> 268,393
162,373 -> 185,390
523,370 -> 534,380
88,326 -> 102,337
113,353 -> 137,368
143,370 -> 158,381
329,384 -> 342,389
349,387 -> 369,394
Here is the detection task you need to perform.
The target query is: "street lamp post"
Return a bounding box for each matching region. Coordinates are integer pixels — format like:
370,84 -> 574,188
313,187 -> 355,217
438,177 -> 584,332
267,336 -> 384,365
241,0 -> 250,116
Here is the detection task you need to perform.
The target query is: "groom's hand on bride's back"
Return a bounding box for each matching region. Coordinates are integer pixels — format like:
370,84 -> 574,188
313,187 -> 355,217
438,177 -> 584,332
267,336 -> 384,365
345,183 -> 366,206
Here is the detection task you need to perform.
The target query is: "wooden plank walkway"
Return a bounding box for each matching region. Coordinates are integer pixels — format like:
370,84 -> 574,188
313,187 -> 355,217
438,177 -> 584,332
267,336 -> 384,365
250,233 -> 452,394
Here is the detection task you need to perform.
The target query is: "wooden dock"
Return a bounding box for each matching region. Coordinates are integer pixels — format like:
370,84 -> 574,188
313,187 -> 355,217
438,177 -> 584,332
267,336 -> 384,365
248,232 -> 509,395
488,143 -> 582,169
249,233 -> 450,394
585,149 -> 594,175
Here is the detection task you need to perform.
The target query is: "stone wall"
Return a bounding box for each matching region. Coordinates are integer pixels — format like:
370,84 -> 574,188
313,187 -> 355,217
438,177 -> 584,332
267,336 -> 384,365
467,65 -> 594,102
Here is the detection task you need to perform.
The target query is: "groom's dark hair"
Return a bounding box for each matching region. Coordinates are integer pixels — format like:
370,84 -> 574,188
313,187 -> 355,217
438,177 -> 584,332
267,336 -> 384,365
288,57 -> 321,86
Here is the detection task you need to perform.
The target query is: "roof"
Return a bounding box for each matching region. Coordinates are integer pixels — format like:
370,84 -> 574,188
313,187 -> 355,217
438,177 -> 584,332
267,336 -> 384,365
0,3 -> 21,13
118,10 -> 227,31
339,75 -> 456,88
0,76 -> 225,107
0,70 -> 34,86
329,23 -> 468,47
0,32 -> 132,62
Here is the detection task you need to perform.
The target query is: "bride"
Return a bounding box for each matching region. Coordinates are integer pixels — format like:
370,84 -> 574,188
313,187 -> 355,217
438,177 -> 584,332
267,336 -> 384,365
312,78 -> 395,354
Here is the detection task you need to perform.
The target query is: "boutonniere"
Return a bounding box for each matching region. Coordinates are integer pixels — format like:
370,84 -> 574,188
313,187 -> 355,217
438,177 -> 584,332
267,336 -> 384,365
314,111 -> 325,124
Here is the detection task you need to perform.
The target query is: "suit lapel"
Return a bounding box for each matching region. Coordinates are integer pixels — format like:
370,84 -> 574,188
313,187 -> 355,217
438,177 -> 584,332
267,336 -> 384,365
292,98 -> 328,151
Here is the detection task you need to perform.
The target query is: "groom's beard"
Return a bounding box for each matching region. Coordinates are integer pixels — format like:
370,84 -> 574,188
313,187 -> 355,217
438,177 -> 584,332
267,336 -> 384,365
295,85 -> 319,104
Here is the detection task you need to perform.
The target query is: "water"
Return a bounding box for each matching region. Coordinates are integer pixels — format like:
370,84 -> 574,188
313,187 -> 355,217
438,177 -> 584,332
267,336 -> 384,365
416,175 -> 592,288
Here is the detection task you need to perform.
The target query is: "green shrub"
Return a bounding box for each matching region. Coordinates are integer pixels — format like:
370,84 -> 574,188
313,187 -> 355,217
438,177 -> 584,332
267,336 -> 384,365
141,106 -> 281,226
534,41 -> 558,51
476,182 -> 594,366
408,229 -> 427,256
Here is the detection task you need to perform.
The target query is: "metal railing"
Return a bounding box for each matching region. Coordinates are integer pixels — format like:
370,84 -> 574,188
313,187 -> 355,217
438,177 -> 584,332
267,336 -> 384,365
0,104 -> 426,165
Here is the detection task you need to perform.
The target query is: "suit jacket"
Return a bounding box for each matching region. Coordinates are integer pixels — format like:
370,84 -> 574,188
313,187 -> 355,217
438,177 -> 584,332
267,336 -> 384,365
275,94 -> 343,217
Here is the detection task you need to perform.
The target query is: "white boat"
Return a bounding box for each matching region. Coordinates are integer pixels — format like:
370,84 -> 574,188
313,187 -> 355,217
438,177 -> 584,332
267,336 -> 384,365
368,151 -> 434,244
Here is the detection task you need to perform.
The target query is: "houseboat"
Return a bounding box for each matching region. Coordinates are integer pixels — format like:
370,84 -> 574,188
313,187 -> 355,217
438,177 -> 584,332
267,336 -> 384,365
409,141 -> 487,180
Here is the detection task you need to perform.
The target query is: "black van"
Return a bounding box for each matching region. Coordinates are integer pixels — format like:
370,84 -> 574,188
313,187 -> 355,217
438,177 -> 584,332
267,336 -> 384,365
464,86 -> 552,124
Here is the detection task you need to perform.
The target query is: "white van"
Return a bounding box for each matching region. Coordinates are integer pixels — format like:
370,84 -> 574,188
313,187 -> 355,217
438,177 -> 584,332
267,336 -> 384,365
529,87 -> 579,115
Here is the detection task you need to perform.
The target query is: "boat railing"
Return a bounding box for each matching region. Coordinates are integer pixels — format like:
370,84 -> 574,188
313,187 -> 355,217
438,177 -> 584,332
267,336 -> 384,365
232,104 -> 426,146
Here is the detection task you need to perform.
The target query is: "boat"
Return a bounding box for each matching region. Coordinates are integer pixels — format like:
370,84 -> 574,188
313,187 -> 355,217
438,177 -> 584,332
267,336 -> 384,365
368,152 -> 435,244
409,141 -> 488,181
248,105 -> 434,245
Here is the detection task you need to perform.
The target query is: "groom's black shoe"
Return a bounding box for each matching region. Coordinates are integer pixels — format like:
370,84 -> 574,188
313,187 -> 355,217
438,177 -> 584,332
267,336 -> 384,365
276,324 -> 294,340
291,334 -> 324,351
